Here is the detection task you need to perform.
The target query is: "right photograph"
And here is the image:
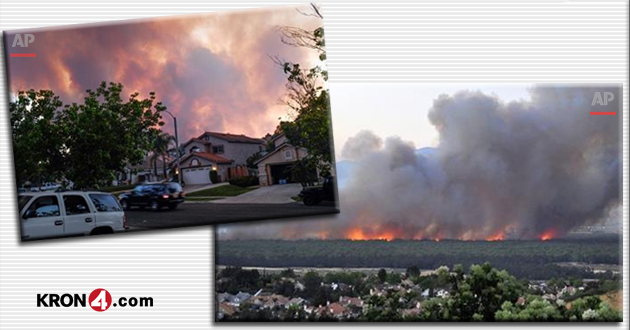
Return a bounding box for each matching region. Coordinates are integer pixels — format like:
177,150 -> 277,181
215,84 -> 623,322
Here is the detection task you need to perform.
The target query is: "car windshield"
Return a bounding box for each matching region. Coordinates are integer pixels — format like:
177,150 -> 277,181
18,195 -> 32,211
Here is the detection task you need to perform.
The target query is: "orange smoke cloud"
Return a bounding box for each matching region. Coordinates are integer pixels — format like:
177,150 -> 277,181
4,5 -> 323,142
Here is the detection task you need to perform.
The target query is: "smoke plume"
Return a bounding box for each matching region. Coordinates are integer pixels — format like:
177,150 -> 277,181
218,86 -> 621,241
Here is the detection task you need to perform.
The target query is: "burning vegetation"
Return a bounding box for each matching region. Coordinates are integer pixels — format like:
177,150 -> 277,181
218,86 -> 621,242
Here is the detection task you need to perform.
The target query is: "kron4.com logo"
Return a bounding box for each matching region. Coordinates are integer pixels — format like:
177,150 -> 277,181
37,289 -> 153,312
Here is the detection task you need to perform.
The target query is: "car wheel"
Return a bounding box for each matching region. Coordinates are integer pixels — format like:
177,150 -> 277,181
121,199 -> 130,211
303,195 -> 317,206
168,204 -> 178,210
150,201 -> 160,212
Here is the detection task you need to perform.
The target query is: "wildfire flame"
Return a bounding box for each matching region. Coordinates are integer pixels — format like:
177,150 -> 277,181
485,231 -> 505,241
539,229 -> 556,241
335,226 -> 560,241
345,228 -> 395,241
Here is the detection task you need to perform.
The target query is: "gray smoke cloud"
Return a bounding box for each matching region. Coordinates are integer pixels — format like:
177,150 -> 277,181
341,130 -> 383,161
218,86 -> 621,240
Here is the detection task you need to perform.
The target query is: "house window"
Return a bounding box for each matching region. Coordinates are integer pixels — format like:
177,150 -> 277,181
284,150 -> 293,160
212,145 -> 225,154
190,146 -> 200,153
191,158 -> 200,167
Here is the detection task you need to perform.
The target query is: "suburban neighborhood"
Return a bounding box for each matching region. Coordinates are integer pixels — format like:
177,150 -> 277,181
16,125 -> 339,239
11,3 -> 336,240
215,264 -> 622,322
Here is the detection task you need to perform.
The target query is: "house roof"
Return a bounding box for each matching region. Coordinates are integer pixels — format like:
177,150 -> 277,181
179,152 -> 233,165
218,302 -> 236,316
181,138 -> 209,148
200,131 -> 265,144
254,142 -> 307,165
328,303 -> 348,316
270,133 -> 285,144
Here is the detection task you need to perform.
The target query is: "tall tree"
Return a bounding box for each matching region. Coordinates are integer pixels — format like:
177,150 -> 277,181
59,82 -> 166,188
150,132 -> 175,179
274,4 -> 333,180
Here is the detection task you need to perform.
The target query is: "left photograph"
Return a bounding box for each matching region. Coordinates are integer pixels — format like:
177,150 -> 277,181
4,4 -> 338,241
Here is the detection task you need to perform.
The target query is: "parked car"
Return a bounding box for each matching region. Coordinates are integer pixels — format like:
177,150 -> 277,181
39,182 -> 61,191
18,190 -> 127,241
118,183 -> 185,211
298,176 -> 337,206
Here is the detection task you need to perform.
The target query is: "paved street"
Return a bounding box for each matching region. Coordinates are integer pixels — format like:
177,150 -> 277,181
125,202 -> 338,230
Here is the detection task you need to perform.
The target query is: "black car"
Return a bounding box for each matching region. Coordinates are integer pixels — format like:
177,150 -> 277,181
118,183 -> 185,211
298,176 -> 337,206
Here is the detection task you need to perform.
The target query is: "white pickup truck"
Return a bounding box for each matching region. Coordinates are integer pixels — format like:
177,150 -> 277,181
18,190 -> 127,241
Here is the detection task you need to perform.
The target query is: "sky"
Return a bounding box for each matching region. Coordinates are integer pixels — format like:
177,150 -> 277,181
4,5 -> 322,142
329,83 -> 531,160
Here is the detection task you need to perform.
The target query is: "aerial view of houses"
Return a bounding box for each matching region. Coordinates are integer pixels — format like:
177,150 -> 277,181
215,264 -> 622,322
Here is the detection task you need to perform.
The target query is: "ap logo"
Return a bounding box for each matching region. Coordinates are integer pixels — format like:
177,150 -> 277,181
591,92 -> 614,106
12,34 -> 35,47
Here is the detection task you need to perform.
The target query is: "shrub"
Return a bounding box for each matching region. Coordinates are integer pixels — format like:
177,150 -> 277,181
210,170 -> 219,183
229,176 -> 259,187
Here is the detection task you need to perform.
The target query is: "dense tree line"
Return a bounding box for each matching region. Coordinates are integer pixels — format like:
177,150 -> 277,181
216,238 -> 620,280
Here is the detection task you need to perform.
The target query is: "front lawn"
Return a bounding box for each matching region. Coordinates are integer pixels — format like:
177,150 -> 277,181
187,184 -> 257,197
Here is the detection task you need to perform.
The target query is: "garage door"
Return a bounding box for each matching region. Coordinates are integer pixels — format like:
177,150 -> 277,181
182,167 -> 211,185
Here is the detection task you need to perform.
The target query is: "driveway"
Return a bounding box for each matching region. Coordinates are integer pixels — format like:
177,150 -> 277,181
211,183 -> 302,204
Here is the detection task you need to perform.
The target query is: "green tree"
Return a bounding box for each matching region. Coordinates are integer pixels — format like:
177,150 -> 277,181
362,290 -> 402,321
58,82 -> 165,188
10,83 -> 165,189
377,268 -> 387,284
302,271 -> 322,299
10,89 -> 66,186
405,266 -> 420,278
462,263 -> 525,321
150,132 -> 175,179
246,151 -> 262,169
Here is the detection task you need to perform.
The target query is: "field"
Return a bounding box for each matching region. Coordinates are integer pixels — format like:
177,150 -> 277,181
215,237 -> 621,280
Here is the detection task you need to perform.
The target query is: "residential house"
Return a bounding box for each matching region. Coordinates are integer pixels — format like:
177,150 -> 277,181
175,132 -> 265,185
216,291 -> 251,307
326,302 -> 349,319
217,302 -> 236,320
254,134 -> 311,186
285,298 -> 305,309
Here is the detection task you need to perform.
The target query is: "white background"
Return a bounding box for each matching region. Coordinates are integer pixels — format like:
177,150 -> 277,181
0,0 -> 627,329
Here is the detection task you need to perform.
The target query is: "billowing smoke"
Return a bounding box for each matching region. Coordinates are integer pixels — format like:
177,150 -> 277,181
341,130 -> 383,161
4,5 -> 321,141
218,86 -> 621,240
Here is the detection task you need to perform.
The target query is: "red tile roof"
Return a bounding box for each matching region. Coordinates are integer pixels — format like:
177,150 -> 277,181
180,152 -> 233,165
200,131 -> 264,144
328,303 -> 348,316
